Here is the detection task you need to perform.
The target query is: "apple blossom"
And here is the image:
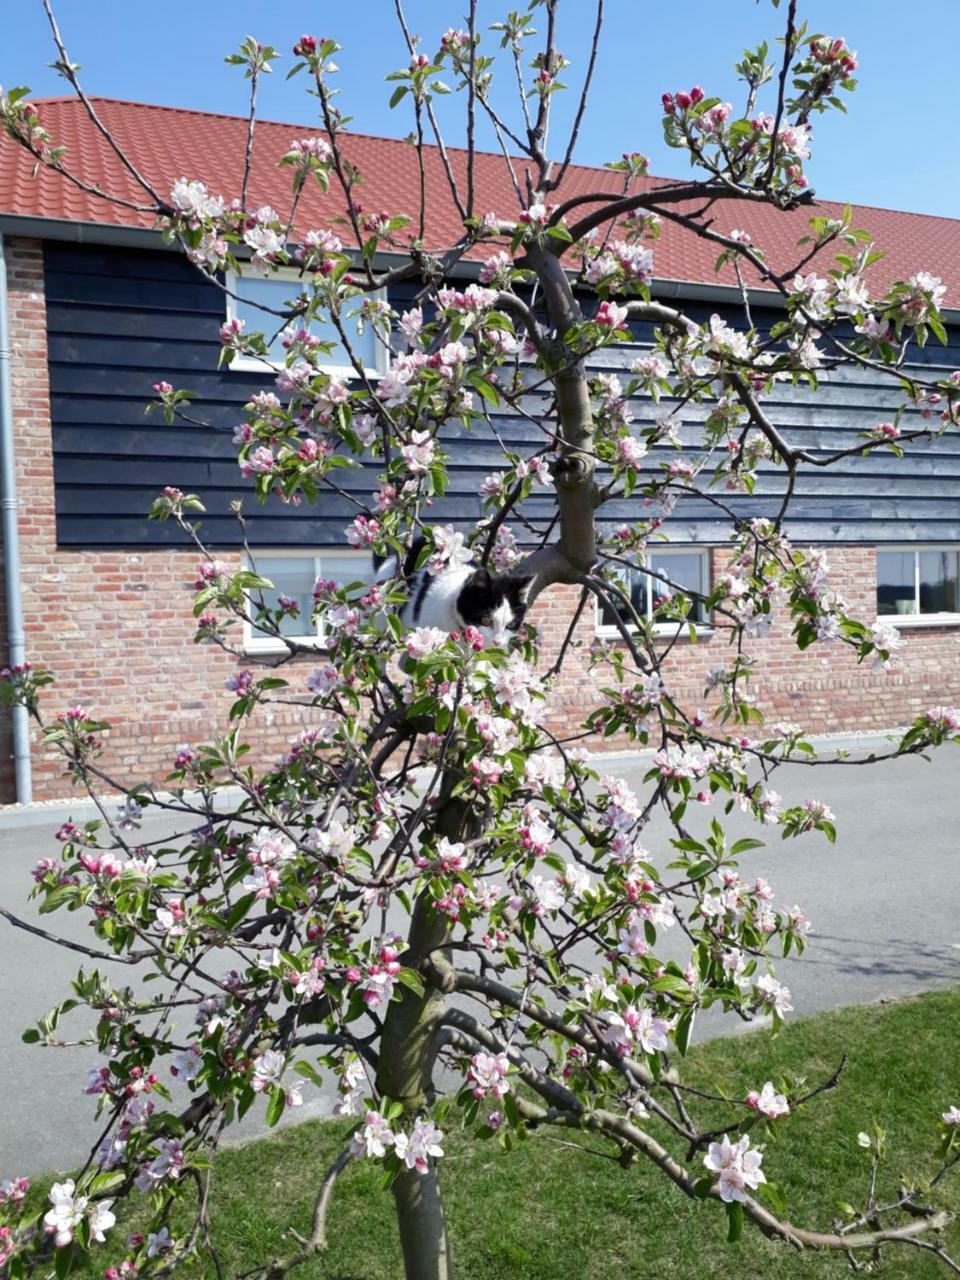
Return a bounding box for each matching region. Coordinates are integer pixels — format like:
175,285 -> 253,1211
467,1052 -> 511,1101
43,1182 -> 85,1248
405,627 -> 448,659
748,1082 -> 790,1119
87,1200 -> 117,1244
350,1111 -> 396,1160
529,874 -> 565,916
400,430 -> 437,473
170,1046 -> 202,1083
0,1179 -> 29,1207
251,1049 -> 286,1093
394,1118 -> 445,1174
703,1134 -> 767,1203
147,1227 -> 173,1258
753,974 -> 794,1017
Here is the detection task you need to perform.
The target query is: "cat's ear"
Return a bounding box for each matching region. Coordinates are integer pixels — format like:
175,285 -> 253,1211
467,566 -> 493,591
507,573 -> 535,602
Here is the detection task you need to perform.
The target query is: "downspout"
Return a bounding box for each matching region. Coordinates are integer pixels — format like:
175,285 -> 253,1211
0,232 -> 33,803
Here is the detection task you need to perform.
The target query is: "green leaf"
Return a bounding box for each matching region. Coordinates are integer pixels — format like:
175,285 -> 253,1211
674,1008 -> 695,1056
504,1090 -> 521,1129
651,974 -> 693,1000
265,1084 -> 286,1128
929,311 -> 948,346
467,371 -> 501,406
729,838 -> 764,856
397,967 -> 425,998
687,859 -> 715,880
389,85 -> 409,109
760,1180 -> 789,1216
88,1170 -> 126,1195
39,885 -> 79,915
225,893 -> 256,931
726,1199 -> 743,1243
672,837 -> 707,854
294,1061 -> 325,1088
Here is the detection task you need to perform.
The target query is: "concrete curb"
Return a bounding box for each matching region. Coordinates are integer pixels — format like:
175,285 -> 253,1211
569,726 -> 911,764
0,729 -> 913,832
0,786 -> 248,831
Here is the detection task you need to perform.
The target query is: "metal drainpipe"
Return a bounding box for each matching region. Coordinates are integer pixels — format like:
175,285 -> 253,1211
0,232 -> 33,803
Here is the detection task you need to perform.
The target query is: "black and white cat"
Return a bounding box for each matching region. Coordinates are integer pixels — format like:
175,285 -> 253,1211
376,537 -> 533,648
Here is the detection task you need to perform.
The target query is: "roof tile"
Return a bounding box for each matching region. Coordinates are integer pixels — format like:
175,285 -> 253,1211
2,97 -> 958,304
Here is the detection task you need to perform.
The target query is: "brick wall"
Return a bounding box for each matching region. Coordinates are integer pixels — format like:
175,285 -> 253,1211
1,238 -> 323,802
1,235 -> 959,802
537,555 -> 960,744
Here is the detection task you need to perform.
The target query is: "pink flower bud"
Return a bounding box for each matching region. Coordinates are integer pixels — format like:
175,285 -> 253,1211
689,85 -> 704,104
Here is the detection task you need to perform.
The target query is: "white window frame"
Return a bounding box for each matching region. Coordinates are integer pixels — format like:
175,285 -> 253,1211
595,548 -> 710,638
242,548 -> 375,655
876,545 -> 960,628
224,265 -> 389,378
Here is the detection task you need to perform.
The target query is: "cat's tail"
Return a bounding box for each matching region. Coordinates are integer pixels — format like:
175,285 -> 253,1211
402,536 -> 428,580
373,535 -> 427,584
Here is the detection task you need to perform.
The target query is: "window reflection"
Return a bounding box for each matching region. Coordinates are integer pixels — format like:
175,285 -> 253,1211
598,552 -> 705,630
877,551 -> 916,616
233,274 -> 380,370
877,548 -> 960,617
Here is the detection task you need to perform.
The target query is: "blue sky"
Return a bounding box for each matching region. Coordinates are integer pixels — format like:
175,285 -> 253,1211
2,0 -> 956,217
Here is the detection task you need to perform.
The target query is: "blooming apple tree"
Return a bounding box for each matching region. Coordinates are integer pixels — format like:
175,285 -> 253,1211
2,2 -> 960,1278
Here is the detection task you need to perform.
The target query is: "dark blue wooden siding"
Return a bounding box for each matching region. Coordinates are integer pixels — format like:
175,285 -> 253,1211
45,242 -> 960,548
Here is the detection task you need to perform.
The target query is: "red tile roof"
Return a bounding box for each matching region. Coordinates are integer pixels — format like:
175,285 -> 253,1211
2,96 -> 959,305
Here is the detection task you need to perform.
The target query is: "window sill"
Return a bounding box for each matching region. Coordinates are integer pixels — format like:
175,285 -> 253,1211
595,624 -> 715,642
243,637 -> 327,657
875,614 -> 960,630
228,355 -> 385,379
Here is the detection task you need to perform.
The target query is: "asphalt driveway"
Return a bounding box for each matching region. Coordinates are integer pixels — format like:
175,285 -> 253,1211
1,744 -> 957,1175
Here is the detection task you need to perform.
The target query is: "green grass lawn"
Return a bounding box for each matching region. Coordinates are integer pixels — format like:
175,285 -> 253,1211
49,988 -> 960,1279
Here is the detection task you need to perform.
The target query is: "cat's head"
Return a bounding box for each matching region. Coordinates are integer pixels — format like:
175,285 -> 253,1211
456,567 -> 534,648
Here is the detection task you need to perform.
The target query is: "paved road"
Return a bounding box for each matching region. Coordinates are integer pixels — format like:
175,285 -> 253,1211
1,746 -> 958,1175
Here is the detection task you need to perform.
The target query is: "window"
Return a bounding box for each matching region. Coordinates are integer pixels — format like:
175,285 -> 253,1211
596,549 -> 709,635
243,549 -> 375,653
877,547 -> 960,622
224,267 -> 388,376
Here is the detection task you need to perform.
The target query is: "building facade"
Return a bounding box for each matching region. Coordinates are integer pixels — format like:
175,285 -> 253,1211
1,100 -> 960,802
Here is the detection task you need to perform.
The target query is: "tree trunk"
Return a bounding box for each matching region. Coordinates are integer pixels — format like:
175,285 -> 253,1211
377,780 -> 470,1280
525,244 -> 597,571
390,1154 -> 453,1280
377,243 -> 595,1279
378,890 -> 453,1280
